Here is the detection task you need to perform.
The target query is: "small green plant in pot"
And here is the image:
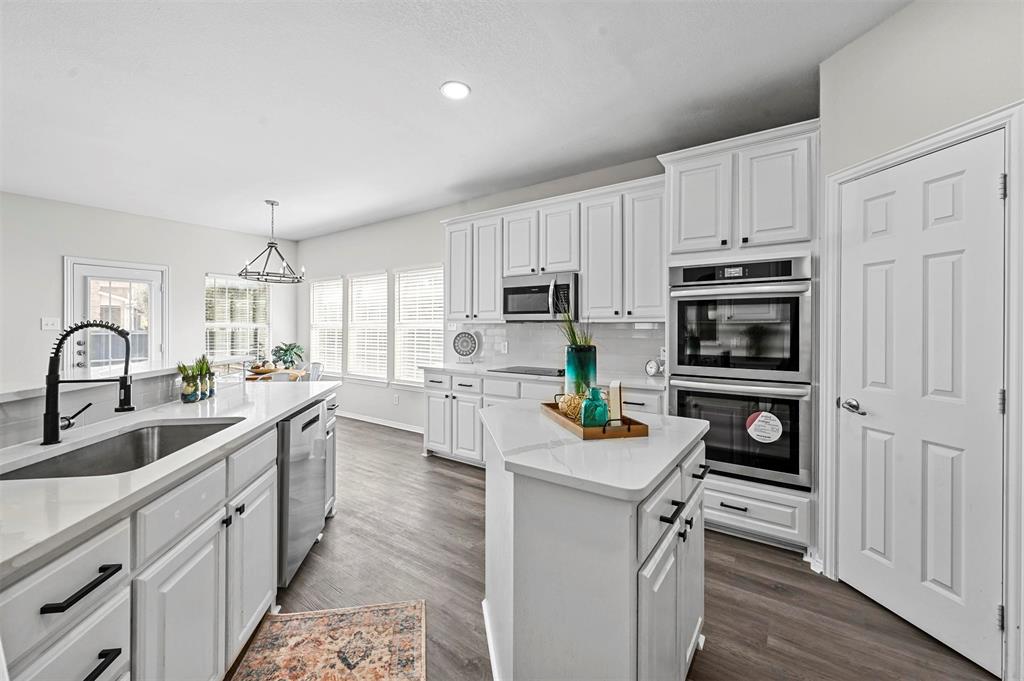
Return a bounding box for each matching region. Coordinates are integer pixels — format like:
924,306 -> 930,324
558,312 -> 596,419
177,362 -> 200,404
272,342 -> 304,369
195,355 -> 211,399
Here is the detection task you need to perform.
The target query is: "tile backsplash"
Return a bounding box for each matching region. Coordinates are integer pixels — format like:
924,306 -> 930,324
445,322 -> 665,375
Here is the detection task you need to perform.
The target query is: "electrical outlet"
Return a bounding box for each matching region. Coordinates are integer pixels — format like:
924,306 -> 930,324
393,394 -> 400,406
40,317 -> 60,330
498,340 -> 509,354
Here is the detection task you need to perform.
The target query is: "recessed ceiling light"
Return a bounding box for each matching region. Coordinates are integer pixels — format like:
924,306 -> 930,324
440,80 -> 471,100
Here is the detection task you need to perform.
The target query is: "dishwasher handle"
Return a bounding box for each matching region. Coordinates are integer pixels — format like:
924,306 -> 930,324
301,414 -> 321,432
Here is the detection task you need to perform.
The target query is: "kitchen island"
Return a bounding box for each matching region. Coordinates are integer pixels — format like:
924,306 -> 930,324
480,399 -> 709,681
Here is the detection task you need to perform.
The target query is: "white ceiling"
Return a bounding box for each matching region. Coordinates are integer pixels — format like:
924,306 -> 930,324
0,1 -> 906,240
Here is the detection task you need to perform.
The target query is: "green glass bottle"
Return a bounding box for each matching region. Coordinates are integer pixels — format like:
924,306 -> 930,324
580,387 -> 609,428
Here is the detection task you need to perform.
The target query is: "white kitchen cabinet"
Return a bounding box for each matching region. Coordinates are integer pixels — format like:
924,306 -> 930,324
680,492 -> 705,667
133,511 -> 227,681
472,216 -> 503,320
446,221 -> 473,321
538,201 -> 580,273
226,467 -> 277,664
580,193 -> 624,321
738,136 -> 811,246
666,154 -> 733,254
452,394 -> 484,462
324,426 -> 336,517
424,390 -> 452,455
502,209 -> 539,276
638,525 -> 680,681
623,185 -> 665,320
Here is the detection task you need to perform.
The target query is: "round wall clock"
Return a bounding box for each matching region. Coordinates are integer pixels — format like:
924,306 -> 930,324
453,331 -> 480,361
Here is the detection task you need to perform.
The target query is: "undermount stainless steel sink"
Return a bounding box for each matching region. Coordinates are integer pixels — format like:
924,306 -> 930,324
0,420 -> 243,480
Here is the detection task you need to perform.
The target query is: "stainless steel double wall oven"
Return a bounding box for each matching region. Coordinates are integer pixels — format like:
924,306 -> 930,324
668,257 -> 813,489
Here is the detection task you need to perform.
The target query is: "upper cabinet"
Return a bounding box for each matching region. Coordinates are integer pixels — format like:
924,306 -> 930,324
580,194 -> 624,321
445,222 -> 473,321
538,201 -> 581,273
623,185 -> 665,320
502,209 -> 539,276
660,120 -> 818,255
472,217 -> 503,321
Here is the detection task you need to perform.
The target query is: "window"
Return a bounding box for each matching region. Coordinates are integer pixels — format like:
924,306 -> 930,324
64,257 -> 167,374
346,273 -> 388,379
204,276 -> 271,360
310,279 -> 345,375
394,266 -> 444,383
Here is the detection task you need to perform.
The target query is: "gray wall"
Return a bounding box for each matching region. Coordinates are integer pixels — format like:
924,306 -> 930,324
819,0 -> 1024,175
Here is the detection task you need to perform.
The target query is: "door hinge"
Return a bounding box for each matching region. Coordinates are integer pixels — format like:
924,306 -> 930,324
998,604 -> 1005,631
999,173 -> 1008,200
999,388 -> 1006,415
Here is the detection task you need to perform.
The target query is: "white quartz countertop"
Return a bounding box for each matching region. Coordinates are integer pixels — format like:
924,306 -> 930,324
419,363 -> 667,391
479,399 -> 708,501
0,380 -> 340,585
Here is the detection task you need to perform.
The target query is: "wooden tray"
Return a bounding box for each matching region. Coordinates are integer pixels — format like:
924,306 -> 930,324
540,402 -> 649,440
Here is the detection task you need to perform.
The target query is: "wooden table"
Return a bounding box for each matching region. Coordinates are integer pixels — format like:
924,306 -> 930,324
245,368 -> 307,382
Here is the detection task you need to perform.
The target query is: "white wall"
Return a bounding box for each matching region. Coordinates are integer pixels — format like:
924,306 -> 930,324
819,0 -> 1024,175
0,192 -> 298,389
295,156 -> 664,430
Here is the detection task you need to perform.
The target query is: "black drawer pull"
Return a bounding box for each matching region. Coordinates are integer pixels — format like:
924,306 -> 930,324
236,503 -> 246,515
659,499 -> 685,525
685,516 -> 694,529
428,379 -> 443,384
222,515 -> 233,527
691,464 -> 710,480
301,414 -> 320,432
326,403 -> 338,411
457,383 -> 474,388
83,648 -> 121,681
720,502 -> 748,513
623,400 -> 646,407
678,528 -> 688,542
40,564 -> 122,614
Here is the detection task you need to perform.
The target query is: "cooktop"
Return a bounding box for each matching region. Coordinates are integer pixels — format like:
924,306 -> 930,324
488,366 -> 565,377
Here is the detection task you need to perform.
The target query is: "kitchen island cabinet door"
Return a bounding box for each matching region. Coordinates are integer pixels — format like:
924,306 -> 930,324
133,511 -> 226,681
226,467 -> 277,664
680,492 -> 705,668
446,222 -> 473,321
452,394 -> 483,462
424,390 -> 452,455
638,525 -> 681,681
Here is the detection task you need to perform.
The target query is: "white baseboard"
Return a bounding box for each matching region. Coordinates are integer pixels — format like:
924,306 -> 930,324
482,598 -> 502,681
336,410 -> 424,434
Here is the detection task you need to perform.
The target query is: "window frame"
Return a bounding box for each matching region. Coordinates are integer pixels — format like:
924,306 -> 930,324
309,277 -> 345,377
203,273 -> 273,362
392,263 -> 445,387
344,270 -> 390,383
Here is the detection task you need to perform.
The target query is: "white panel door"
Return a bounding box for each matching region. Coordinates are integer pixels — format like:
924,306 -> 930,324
473,217 -> 503,321
580,194 -> 623,321
623,186 -> 665,320
837,130 -> 1005,675
324,427 -> 336,516
539,201 -> 580,273
134,511 -> 226,681
226,467 -> 277,664
503,209 -> 539,277
638,526 -> 681,681
738,136 -> 812,246
446,222 -> 473,321
452,394 -> 483,461
679,494 -> 704,668
424,390 -> 451,454
667,154 -> 733,253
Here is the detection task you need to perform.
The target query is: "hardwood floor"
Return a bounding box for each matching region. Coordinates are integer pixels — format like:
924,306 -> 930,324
278,418 -> 993,681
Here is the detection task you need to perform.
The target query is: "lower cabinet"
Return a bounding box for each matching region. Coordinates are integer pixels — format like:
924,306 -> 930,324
424,390 -> 452,455
133,511 -> 228,681
452,394 -> 483,461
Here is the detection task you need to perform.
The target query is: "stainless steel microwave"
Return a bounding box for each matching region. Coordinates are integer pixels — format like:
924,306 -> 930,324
502,272 -> 578,321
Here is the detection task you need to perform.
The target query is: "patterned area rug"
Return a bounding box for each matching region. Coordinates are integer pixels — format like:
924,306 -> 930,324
232,600 -> 426,680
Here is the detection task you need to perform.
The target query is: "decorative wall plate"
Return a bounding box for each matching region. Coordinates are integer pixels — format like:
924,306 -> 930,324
453,331 -> 480,361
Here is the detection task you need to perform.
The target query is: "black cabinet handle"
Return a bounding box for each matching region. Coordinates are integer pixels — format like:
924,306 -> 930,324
301,414 -> 320,432
40,564 -> 122,614
83,648 -> 122,681
623,400 -> 646,407
222,516 -> 233,527
465,314 -> 470,318
720,239 -> 728,246
473,314 -> 478,318
457,383 -> 473,388
691,464 -> 710,480
326,403 -> 338,411
428,379 -> 443,384
720,502 -> 748,513
236,503 -> 246,515
540,267 -> 546,272
741,237 -> 749,243
530,268 -> 536,273
626,311 -> 632,315
659,499 -> 685,525
678,528 -> 688,542
685,516 -> 694,528
613,310 -> 620,315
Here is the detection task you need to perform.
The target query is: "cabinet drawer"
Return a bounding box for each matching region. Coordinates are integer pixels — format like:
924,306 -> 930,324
637,467 -> 684,562
135,461 -> 227,566
13,587 -> 130,681
679,442 -> 707,504
424,373 -> 451,390
452,376 -> 483,394
621,389 -> 663,415
520,381 -> 558,401
0,519 -> 130,668
227,430 -> 277,495
704,477 -> 809,546
483,378 -> 520,398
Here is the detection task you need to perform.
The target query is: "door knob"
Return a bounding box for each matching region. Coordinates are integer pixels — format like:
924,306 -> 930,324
839,397 -> 867,415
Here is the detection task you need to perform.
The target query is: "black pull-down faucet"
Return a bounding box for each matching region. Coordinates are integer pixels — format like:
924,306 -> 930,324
43,320 -> 135,445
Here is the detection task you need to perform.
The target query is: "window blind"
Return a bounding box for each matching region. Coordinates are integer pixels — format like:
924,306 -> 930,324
311,279 -> 344,375
394,266 -> 444,383
204,275 -> 271,359
347,273 -> 388,379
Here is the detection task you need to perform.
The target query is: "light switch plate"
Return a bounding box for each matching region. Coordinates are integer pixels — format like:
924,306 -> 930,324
40,317 -> 60,330
498,341 -> 509,354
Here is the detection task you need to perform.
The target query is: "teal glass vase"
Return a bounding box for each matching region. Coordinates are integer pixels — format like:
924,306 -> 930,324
581,387 -> 609,428
564,345 -> 597,396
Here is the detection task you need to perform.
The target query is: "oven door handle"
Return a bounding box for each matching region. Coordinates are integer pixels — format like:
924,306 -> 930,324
548,278 -> 556,317
669,282 -> 810,299
670,379 -> 811,399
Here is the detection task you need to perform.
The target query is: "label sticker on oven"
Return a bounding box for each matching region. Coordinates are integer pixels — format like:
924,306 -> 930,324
745,411 -> 783,443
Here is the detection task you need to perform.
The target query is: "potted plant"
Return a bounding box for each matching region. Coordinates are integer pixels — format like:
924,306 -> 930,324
195,355 -> 212,399
272,342 -> 304,369
558,312 -> 596,413
177,362 -> 200,404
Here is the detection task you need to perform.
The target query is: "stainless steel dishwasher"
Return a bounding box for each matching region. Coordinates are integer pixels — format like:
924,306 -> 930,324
277,401 -> 326,587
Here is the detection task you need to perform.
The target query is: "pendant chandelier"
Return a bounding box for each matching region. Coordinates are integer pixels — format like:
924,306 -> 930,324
239,199 -> 305,284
